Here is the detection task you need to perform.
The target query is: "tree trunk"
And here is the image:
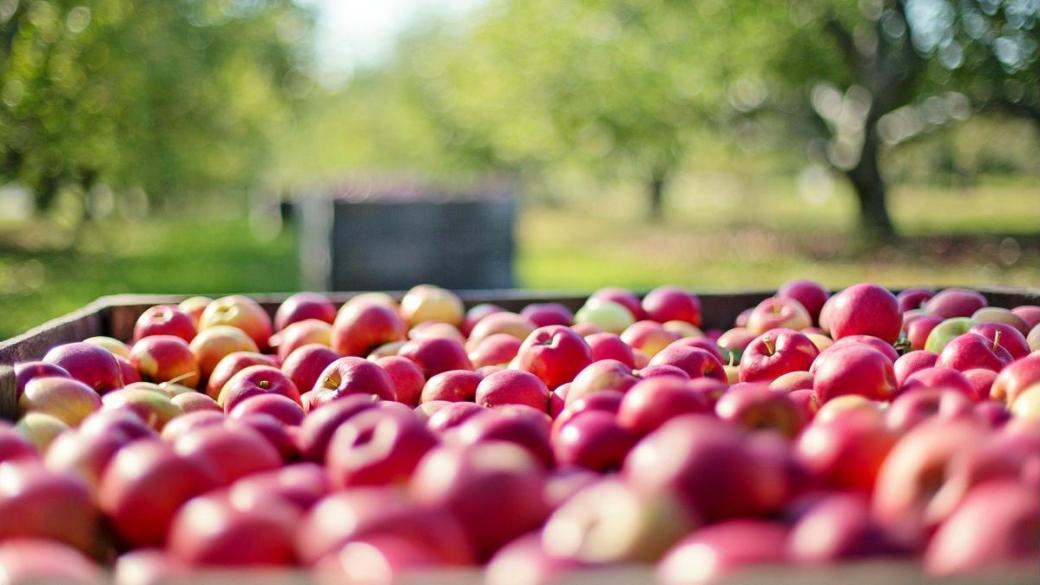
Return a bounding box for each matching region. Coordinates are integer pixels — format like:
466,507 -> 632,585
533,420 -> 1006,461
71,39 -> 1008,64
844,129 -> 895,240
33,174 -> 61,214
647,169 -> 667,222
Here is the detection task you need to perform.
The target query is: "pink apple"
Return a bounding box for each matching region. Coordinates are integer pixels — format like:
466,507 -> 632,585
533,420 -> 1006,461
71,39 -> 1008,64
925,288 -> 987,319
43,342 -> 123,394
475,369 -> 549,411
553,410 -> 635,471
279,345 -> 339,400
296,394 -> 381,462
788,388 -> 820,421
520,303 -> 574,327
972,306 -> 1031,335
173,423 -> 281,486
893,350 -> 938,387
171,392 -> 222,414
812,345 -> 896,403
906,314 -> 943,350
331,302 -> 406,357
796,408 -> 898,493
398,336 -> 472,378
991,353 -> 1040,406
715,384 -> 806,437
621,320 -> 681,358
516,325 -> 593,390
885,387 -> 974,432
326,407 -> 438,488
739,329 -> 818,383
452,406 -> 554,468
113,549 -> 185,585
467,312 -> 536,348
0,461 -> 97,552
129,335 -> 200,389
486,533 -> 583,585
204,351 -> 276,398
0,539 -> 102,584
565,359 -> 637,406
374,355 -> 425,406
825,283 -> 901,343
198,295 -> 273,350
274,292 -> 336,331
462,303 -> 506,336
305,356 -> 395,408
824,334 -> 899,362
425,401 -> 487,433
642,286 -> 702,326
746,297 -> 812,336
788,493 -> 909,563
271,319 -> 331,361
964,368 -> 999,401
770,370 -> 814,392
970,321 -> 1031,359
648,345 -> 726,382
217,365 -> 300,413
229,393 -> 305,425
778,278 -> 829,323
584,332 -> 635,367
228,462 -> 329,514
897,288 -> 934,312
901,366 -> 975,398
1012,305 -> 1040,330
133,305 -> 197,343
0,422 -> 39,463
468,333 -> 522,368
421,369 -> 481,403
937,332 -> 1012,372
658,520 -> 789,585
168,492 -> 296,567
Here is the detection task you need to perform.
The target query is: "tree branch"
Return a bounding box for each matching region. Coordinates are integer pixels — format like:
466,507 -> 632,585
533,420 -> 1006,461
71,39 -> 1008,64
823,14 -> 861,77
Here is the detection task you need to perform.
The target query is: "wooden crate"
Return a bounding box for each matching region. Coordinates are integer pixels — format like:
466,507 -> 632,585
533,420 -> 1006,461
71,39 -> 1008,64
1,287 -> 1038,585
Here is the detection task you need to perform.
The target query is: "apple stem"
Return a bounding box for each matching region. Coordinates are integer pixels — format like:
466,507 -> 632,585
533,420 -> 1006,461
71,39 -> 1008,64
728,352 -> 737,367
763,335 -> 775,356
164,372 -> 196,387
992,330 -> 1002,350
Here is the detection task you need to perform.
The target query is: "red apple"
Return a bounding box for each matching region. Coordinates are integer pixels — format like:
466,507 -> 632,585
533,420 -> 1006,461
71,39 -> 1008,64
788,493 -> 910,563
398,336 -> 472,378
327,407 -> 438,488
0,539 -> 102,585
486,533 -> 583,585
972,307 -> 1031,336
0,461 -> 97,552
468,333 -> 522,368
583,332 -> 635,368
716,327 -> 757,361
399,285 -> 464,328
906,314 -> 943,350
925,288 -> 987,319
788,388 -> 820,421
778,278 -> 829,323
205,351 -> 277,399
168,492 -> 296,567
769,370 -> 814,392
178,296 -> 212,326
133,305 -> 196,343
271,319 -> 331,361
715,384 -> 806,437
113,549 -> 185,585
13,361 -> 71,400
198,295 -> 273,350
812,345 -> 896,403
158,410 -> 224,444
937,332 -> 1012,372
228,462 -> 329,515
425,401 -> 486,433
274,292 -> 336,331
746,297 -> 812,336
411,442 -> 550,560
278,345 -> 338,401
467,312 -> 535,347
462,303 -> 506,336
0,422 -> 38,463
217,365 -> 300,412
901,366 -> 975,398
229,393 -> 305,425
421,369 -> 481,403
129,335 -> 200,389
100,440 -> 220,546
825,283 -> 901,343
452,407 -> 554,468
476,369 -> 549,411
296,394 -> 381,462
553,410 -> 635,471
189,326 -> 260,380
824,335 -> 899,363
991,353 -> 1040,406
964,368 -> 999,402
739,329 -> 818,383
621,321 -> 681,358
101,388 -> 181,431
552,391 -> 623,440
897,288 -> 934,312
43,342 -> 123,394
636,364 -> 690,380
44,425 -> 138,495
520,303 -> 574,328
642,286 -> 702,326
970,321 -> 1031,359
19,377 -> 101,427
668,336 -> 726,363
658,520 -> 789,585
648,345 -> 726,382
796,408 -> 898,493
565,359 -> 637,406
1012,305 -> 1040,330
371,355 -> 424,406
173,423 -> 281,486
305,356 -> 396,408
886,387 -> 974,432
893,350 -> 938,387
331,302 -> 406,357
516,325 -> 593,390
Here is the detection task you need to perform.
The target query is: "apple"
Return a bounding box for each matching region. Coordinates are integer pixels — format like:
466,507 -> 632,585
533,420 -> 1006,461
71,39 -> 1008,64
926,288 -> 988,319
326,407 -> 439,488
715,384 -> 806,437
972,307 -> 1030,336
565,359 -> 637,406
274,292 -> 336,331
814,395 -> 881,424
648,345 -> 726,382
271,319 -> 332,361
188,325 -> 260,380
893,350 -> 938,387
823,335 -> 899,362
398,336 -> 472,378
769,370 -> 814,392
788,388 -> 820,421
928,318 -> 983,355
545,467 -> 600,509
227,462 -> 329,516
970,321 -> 1031,359
590,287 -> 644,320
0,422 -> 38,463
623,415 -> 786,522
476,369 -> 549,411
739,329 -> 818,383
621,321 -> 681,358
936,332 -> 1012,372
229,393 -> 305,425
178,296 -> 212,326
906,314 -> 943,350
100,439 -> 220,546
416,369 -> 478,403
44,425 -> 138,495
43,342 -> 123,394
133,305 -> 196,343
964,368 -> 999,402
452,407 -> 554,468
1028,324 -> 1040,351
399,285 -> 464,328
886,387 -> 974,432
552,411 -> 635,471
520,303 -> 574,328
113,550 -> 185,585
411,442 -> 550,560
13,361 -> 70,400
0,461 -> 97,552
198,295 -> 273,350
901,366 -> 975,398
168,492 -> 296,567
1012,305 -> 1040,329
217,365 -> 300,412
295,394 -> 383,462
115,356 -> 141,386
1011,385 -> 1040,422
825,283 -> 901,343
715,327 -> 757,363
735,307 -> 753,328
924,479 -> 1040,576
101,388 -> 182,431
552,391 -> 623,441
516,325 -> 593,390
425,401 -> 486,433
462,303 -> 506,336
778,278 -> 829,323
542,478 -> 693,564
19,377 -> 101,427
668,336 -> 725,363
79,409 -> 155,442
331,301 -> 406,357
14,412 -> 70,452
812,345 -> 896,403
129,335 -> 200,389
486,533 -> 583,585
658,520 -> 789,585
170,392 -> 221,414
991,354 -> 1040,406
746,297 -> 812,336
642,286 -> 702,326
788,493 -> 909,563
0,539 -> 102,585
636,364 -> 690,380
796,408 -> 897,493
173,422 -> 281,486
372,355 -> 424,407
305,356 -> 396,409
205,351 -> 277,398
897,288 -> 934,312
571,322 -> 603,336
574,299 -> 635,334
663,320 -> 704,339
467,312 -> 535,348
583,332 -> 636,368
158,410 -> 224,444
277,345 -> 337,401
83,336 -> 130,358
468,333 -> 522,368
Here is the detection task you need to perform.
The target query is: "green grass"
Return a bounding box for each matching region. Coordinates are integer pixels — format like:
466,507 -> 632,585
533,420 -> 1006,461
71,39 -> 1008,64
1,177 -> 1038,340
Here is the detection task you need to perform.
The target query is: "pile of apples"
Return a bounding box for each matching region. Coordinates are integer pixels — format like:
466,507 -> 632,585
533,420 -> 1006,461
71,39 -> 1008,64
2,282 -> 1039,584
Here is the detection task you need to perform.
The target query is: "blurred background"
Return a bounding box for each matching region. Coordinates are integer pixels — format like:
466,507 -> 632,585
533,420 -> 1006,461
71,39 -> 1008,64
1,0 -> 1039,338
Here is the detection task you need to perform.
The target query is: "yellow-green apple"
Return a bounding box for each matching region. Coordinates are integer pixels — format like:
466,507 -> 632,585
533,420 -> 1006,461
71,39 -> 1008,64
331,301 -> 406,356
468,333 -> 522,369
304,357 -> 395,409
648,345 -> 726,382
621,321 -> 681,358
552,410 -> 636,471
101,388 -> 181,432
189,325 -> 259,380
925,288 -> 987,319
564,360 -> 637,407
374,355 -> 425,406
130,335 -> 200,389
281,345 -> 339,400
174,422 -> 281,486
937,332 -> 1012,372
19,377 -> 101,427
542,479 -> 692,564
893,350 -> 938,387
466,312 -> 535,349
0,539 -> 103,584
591,287 -> 645,320
770,370 -> 814,392
217,365 -> 301,413
476,369 -> 550,411
206,351 -> 277,399
778,278 -> 829,323
326,407 -> 439,488
171,392 -> 222,414
15,413 -> 71,452
399,285 -> 464,328
0,461 -> 97,553
83,336 -> 130,358
271,319 -> 331,361
992,354 -> 1040,405
739,329 -> 818,383
178,296 -> 212,327
885,387 -> 974,432
43,342 -> 123,394
296,394 -> 381,462
715,384 -> 806,437
462,303 -> 505,336
574,299 -> 635,334
897,288 -> 934,312
516,325 -> 593,390
13,361 -> 70,400
905,314 -> 943,350
450,406 -> 554,468
584,332 -> 635,367
411,442 -> 550,560
167,491 -> 297,567
900,366 -> 975,397
274,292 -> 336,331
133,305 -> 197,343
663,320 -> 704,338
642,286 -> 702,326
788,493 -> 910,563
399,336 -> 472,378
426,401 -> 486,433
520,303 -> 574,328
198,295 -> 273,350
972,306 -> 1030,335
421,370 -> 481,403
746,297 -> 812,336
825,283 -> 901,343
970,321 -> 1031,359
658,519 -> 788,585
812,345 -> 896,403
